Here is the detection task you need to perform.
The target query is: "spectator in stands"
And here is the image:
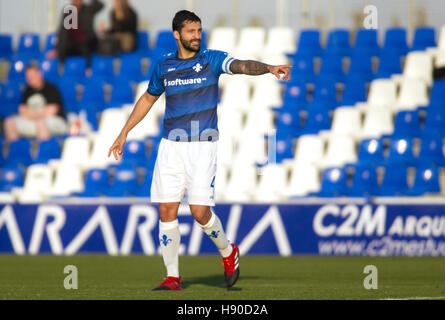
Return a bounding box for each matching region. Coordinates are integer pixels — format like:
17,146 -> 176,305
99,0 -> 138,54
3,65 -> 67,142
47,0 -> 104,65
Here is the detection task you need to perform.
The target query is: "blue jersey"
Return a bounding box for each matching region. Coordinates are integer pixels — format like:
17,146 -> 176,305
147,49 -> 234,142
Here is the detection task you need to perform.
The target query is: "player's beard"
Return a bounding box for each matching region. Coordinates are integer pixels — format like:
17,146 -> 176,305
180,36 -> 201,53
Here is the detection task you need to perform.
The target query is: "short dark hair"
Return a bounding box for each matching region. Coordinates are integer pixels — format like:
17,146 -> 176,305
25,63 -> 40,73
172,10 -> 201,32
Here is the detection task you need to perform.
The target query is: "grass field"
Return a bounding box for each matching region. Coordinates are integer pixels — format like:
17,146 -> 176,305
1,255 -> 445,300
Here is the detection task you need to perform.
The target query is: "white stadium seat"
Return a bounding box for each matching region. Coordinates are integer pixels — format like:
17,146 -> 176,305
250,75 -> 283,108
283,163 -> 320,197
365,79 -> 398,108
214,164 -> 230,201
87,135 -> 122,168
264,26 -> 296,55
254,163 -> 288,202
293,134 -> 325,166
50,164 -> 83,197
360,107 -> 394,139
224,162 -> 258,202
208,27 -> 237,53
395,78 -> 429,111
321,135 -> 357,168
59,136 -> 91,168
402,51 -> 433,85
219,77 -> 251,112
235,27 -> 266,59
16,164 -> 53,202
329,106 -> 362,138
98,108 -> 128,138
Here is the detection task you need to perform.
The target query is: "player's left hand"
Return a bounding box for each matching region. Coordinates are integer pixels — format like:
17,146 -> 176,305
269,65 -> 292,81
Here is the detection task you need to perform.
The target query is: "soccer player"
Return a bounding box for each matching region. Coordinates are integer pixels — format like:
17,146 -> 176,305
108,10 -> 292,290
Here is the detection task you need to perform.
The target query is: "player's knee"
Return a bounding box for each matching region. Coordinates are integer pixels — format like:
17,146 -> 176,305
190,206 -> 212,225
158,203 -> 179,222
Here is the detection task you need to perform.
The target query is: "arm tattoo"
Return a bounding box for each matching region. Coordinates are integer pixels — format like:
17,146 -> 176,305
230,60 -> 271,76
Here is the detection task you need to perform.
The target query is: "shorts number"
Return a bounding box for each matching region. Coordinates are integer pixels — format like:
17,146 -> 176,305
210,176 -> 215,188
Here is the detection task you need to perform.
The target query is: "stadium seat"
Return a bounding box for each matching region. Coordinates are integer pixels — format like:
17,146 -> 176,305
40,58 -> 60,83
384,138 -> 416,166
75,168 -> 109,197
50,164 -> 84,197
281,81 -> 308,109
383,27 -> 408,56
360,107 -> 393,139
135,30 -> 150,58
79,78 -> 105,112
275,109 -> 302,138
107,165 -> 139,197
121,140 -> 147,167
407,166 -> 441,196
283,163 -> 320,198
0,166 -> 24,192
353,29 -> 380,57
299,107 -> 331,135
224,162 -> 257,202
289,54 -> 315,83
347,53 -> 374,82
7,57 -> 30,83
236,27 -> 266,59
392,110 -> 421,138
265,26 -> 295,55
43,33 -> 58,54
218,109 -> 244,139
318,53 -> 345,83
402,51 -> 433,85
136,169 -> 153,198
62,56 -> 87,83
345,165 -> 379,197
153,30 -> 177,56
293,134 -> 325,166
428,80 -> 445,108
366,78 -> 397,108
106,80 -> 134,109
357,138 -> 384,167
98,108 -> 128,137
214,164 -> 229,201
329,106 -> 361,137
4,138 -> 32,166
59,136 -> 91,168
325,29 -> 351,56
18,164 -> 53,202
340,79 -> 367,105
87,135 -> 122,168
208,27 -> 237,53
236,134 -> 268,164
117,52 -> 145,82
16,33 -> 41,59
321,135 -> 357,168
90,55 -> 115,83
422,108 -> 445,137
310,80 -> 338,109
254,163 -> 288,202
296,29 -> 323,57
411,26 -> 436,51
378,165 -> 409,196
267,134 -> 294,164
416,136 -> 445,166
250,76 -> 282,108
219,77 -> 251,111
394,78 -> 428,111
34,138 -> 61,164
375,52 -> 402,78
315,167 -> 348,197
0,34 -> 13,60
0,82 -> 22,118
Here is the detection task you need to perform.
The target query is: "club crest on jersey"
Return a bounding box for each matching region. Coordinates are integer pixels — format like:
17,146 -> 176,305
193,63 -> 203,72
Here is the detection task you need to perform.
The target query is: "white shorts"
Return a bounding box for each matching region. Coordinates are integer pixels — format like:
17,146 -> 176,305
15,115 -> 68,137
150,138 -> 217,206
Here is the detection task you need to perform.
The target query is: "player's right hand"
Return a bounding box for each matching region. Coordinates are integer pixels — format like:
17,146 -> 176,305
108,134 -> 127,160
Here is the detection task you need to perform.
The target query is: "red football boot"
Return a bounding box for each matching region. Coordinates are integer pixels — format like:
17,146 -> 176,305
152,276 -> 182,291
222,243 -> 240,287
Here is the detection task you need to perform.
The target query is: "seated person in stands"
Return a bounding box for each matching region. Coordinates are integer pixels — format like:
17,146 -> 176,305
3,65 -> 67,142
47,0 -> 104,65
100,0 -> 138,53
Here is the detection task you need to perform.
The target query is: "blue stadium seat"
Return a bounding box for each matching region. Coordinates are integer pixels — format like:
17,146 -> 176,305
121,140 -> 147,167
428,80 -> 445,108
357,138 -> 384,167
90,55 -> 115,83
117,52 -> 145,82
0,166 -> 24,192
135,30 -> 150,58
136,169 -> 153,197
34,138 -> 61,164
383,27 -> 408,56
289,54 -> 315,83
392,110 -> 421,138
16,33 -> 41,59
107,165 -> 139,197
40,58 -> 60,83
268,134 -> 294,163
315,167 -> 347,197
4,138 -> 32,166
340,78 -> 367,105
299,107 -> 331,135
416,136 -> 445,166
75,168 -> 109,197
353,29 -> 380,56
310,80 -> 338,109
43,33 -> 58,54
346,165 -> 378,197
79,78 -> 105,112
318,53 -> 345,83
7,57 -> 30,83
378,165 -> 409,196
408,165 -> 441,196
422,108 -> 445,137
152,30 -> 177,58
56,78 -> 79,113
296,29 -> 323,57
411,26 -> 436,51
0,82 -> 22,117
281,82 -> 308,109
384,138 -> 416,166
106,80 -> 134,109
325,29 -> 351,56
375,52 -> 402,78
347,53 -> 374,82
0,34 -> 13,60
275,109 -> 302,138
62,56 -> 87,83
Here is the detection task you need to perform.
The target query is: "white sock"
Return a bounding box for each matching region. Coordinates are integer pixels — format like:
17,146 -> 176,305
199,210 -> 233,258
159,219 -> 180,278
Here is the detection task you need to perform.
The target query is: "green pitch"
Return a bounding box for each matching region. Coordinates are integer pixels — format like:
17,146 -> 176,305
1,255 -> 445,300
